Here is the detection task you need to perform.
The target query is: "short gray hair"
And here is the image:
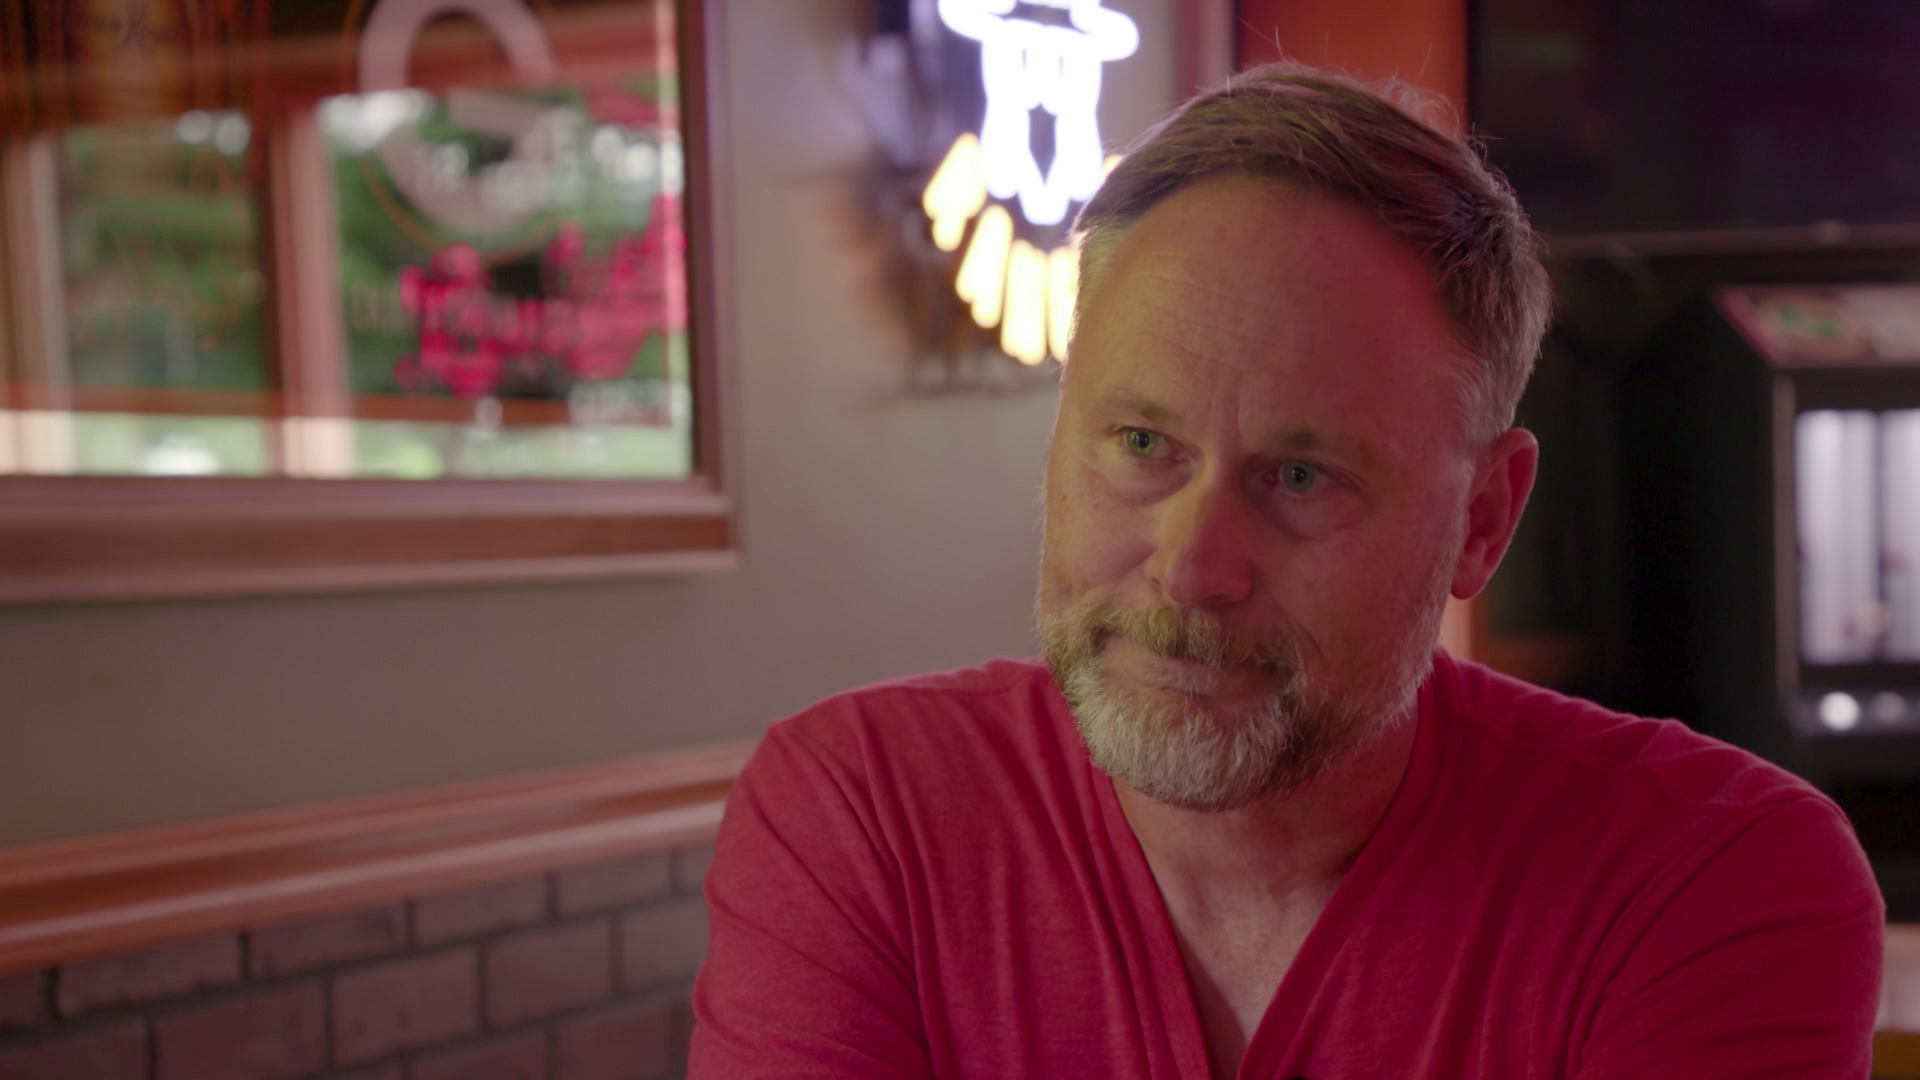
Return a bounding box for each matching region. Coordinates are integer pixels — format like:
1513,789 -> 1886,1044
1072,61 -> 1551,447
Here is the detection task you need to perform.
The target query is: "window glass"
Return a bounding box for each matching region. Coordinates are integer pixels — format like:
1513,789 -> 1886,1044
319,74 -> 693,481
28,115 -> 273,477
2,0 -> 694,484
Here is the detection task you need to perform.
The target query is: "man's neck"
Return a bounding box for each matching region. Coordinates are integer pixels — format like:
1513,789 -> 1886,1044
1111,714 -> 1421,1079
1113,714 -> 1419,902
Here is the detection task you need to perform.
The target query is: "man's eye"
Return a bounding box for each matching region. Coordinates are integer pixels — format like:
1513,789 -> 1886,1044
1277,461 -> 1320,493
1122,429 -> 1162,457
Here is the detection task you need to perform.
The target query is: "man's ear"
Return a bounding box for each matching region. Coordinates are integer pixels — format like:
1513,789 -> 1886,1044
1451,428 -> 1539,601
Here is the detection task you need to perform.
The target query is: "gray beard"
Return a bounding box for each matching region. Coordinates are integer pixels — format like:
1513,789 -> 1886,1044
1036,585 -> 1443,813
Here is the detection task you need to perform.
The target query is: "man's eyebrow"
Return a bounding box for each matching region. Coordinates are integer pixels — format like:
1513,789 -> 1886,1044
1092,392 -> 1178,427
1267,425 -> 1376,465
1090,390 -> 1381,465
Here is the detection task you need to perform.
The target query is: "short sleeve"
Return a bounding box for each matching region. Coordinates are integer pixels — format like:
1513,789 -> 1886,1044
688,720 -> 932,1079
1573,795 -> 1885,1080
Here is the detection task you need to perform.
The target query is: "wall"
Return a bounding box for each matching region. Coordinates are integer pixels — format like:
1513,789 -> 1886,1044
1237,0 -> 1467,103
0,0 -> 1179,848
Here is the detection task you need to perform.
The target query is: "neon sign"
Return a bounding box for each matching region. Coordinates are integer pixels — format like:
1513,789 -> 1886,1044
923,0 -> 1136,367
937,0 -> 1138,227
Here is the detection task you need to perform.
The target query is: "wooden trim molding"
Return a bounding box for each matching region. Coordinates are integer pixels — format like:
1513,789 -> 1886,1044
0,503 -> 739,604
1865,922 -> 1920,1077
1882,1031 -> 1920,1079
1175,0 -> 1235,97
0,740 -> 754,977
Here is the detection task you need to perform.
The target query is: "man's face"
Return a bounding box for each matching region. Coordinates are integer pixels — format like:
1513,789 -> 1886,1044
1038,177 -> 1478,812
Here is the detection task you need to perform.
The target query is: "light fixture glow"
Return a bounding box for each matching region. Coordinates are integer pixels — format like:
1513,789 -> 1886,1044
1818,691 -> 1861,731
1870,691 -> 1909,725
923,134 -> 987,252
1047,243 -> 1078,362
956,204 -> 1014,327
937,0 -> 1138,226
1002,240 -> 1049,365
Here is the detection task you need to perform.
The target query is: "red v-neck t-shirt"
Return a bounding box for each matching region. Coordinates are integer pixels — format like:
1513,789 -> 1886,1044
690,653 -> 1884,1079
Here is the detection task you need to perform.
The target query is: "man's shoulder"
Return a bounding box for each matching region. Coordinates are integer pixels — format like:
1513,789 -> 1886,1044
1437,653 -> 1825,821
1428,654 -> 1877,938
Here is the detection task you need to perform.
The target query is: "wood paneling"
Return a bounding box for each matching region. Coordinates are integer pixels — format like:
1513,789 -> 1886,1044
0,740 -> 752,976
1879,1031 -> 1920,1079
1237,0 -> 1468,106
1176,0 -> 1236,97
0,500 -> 735,603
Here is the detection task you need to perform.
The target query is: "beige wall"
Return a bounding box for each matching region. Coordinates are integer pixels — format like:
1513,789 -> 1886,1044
0,0 -> 1179,848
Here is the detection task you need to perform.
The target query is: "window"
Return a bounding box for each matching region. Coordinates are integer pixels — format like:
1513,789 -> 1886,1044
0,0 -> 735,602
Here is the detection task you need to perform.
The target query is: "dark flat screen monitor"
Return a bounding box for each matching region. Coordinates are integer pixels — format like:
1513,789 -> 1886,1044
1471,0 -> 1920,238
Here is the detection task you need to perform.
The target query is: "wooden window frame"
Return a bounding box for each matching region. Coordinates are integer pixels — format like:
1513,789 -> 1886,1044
0,0 -> 738,604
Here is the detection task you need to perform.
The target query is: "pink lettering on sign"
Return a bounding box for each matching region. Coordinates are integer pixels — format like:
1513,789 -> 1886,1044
394,192 -> 686,399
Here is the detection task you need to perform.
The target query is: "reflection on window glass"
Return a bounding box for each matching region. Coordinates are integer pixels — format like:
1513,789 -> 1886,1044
0,6 -> 693,485
318,72 -> 693,481
41,115 -> 273,477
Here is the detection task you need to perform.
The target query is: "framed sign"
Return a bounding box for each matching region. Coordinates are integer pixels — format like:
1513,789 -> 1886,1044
0,0 -> 736,602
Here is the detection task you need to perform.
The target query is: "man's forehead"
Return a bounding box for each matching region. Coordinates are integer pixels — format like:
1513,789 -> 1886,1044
1087,239 -> 1438,376
1067,179 -> 1471,454
1113,178 -> 1367,271
1091,182 -> 1442,338
1115,248 -> 1250,302
1080,260 -> 1288,383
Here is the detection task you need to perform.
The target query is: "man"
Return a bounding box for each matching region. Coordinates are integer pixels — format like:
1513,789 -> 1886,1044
690,64 -> 1884,1079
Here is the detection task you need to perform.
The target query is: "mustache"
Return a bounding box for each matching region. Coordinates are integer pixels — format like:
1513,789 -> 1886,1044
1081,603 -> 1302,673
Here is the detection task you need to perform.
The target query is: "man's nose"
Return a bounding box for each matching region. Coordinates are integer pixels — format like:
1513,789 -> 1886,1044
1145,475 -> 1259,609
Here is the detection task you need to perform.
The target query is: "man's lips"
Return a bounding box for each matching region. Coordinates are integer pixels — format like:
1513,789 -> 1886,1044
1107,640 -> 1270,698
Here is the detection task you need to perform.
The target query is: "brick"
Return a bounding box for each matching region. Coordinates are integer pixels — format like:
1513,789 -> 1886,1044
0,1019 -> 146,1080
409,1030 -> 547,1080
58,936 -> 240,1016
618,900 -> 707,992
248,904 -> 404,978
553,999 -> 675,1080
483,920 -> 613,1028
411,878 -> 547,946
671,993 -> 695,1072
0,972 -> 44,1029
154,982 -> 323,1080
553,854 -> 671,916
331,949 -> 477,1065
671,844 -> 714,895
